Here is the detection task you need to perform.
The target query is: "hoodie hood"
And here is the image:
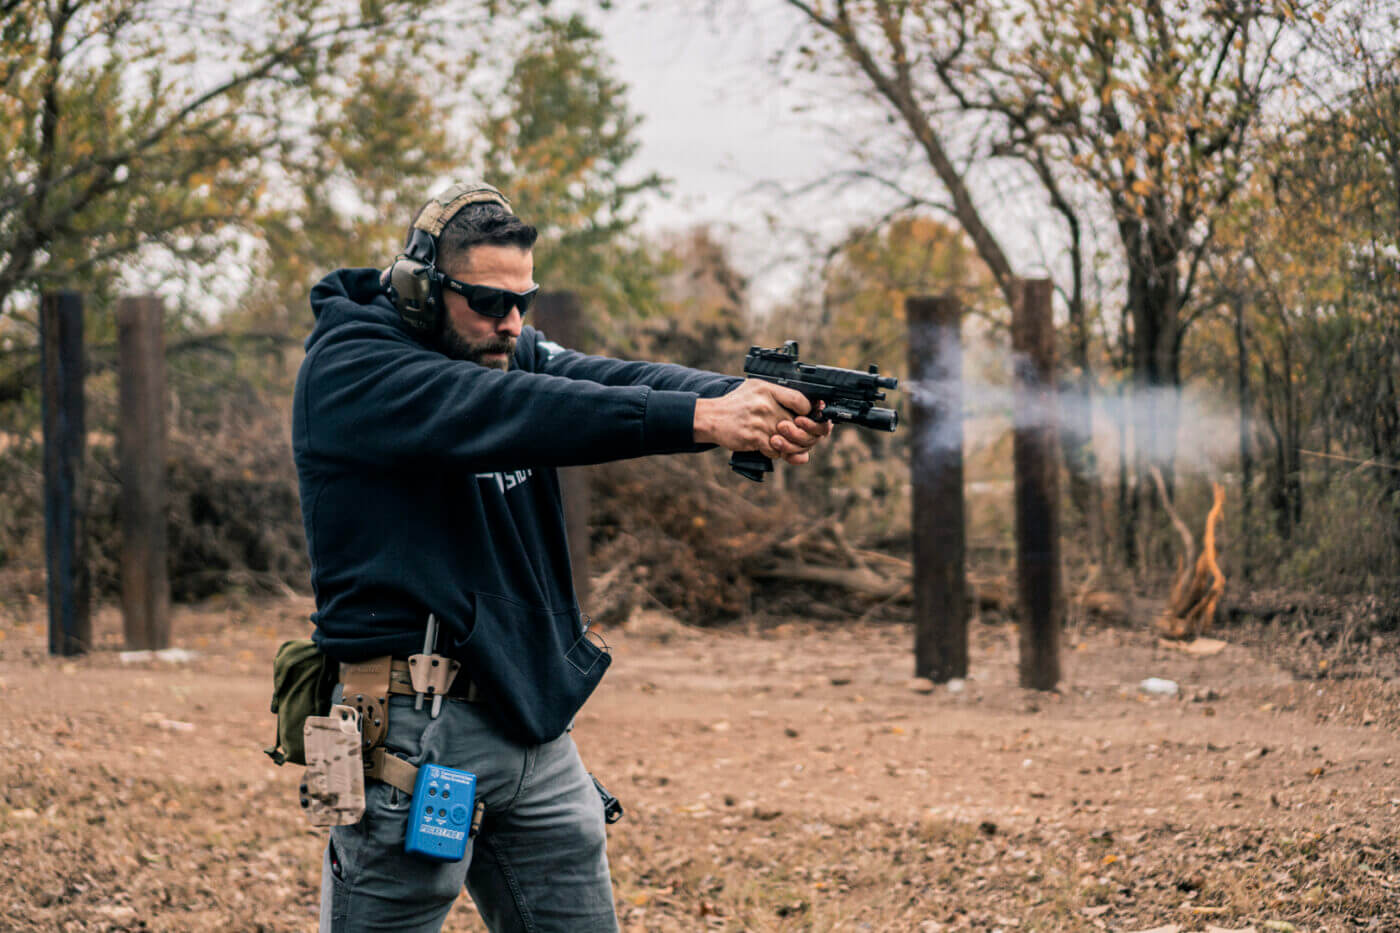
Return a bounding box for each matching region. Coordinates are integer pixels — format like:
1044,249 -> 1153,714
306,267 -> 405,352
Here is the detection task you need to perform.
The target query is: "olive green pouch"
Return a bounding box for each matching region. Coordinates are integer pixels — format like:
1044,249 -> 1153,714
264,639 -> 338,766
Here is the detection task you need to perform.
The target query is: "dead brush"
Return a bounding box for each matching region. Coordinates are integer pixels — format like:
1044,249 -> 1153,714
1151,467 -> 1227,640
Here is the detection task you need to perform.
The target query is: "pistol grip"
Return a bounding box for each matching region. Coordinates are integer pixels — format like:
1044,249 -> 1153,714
729,450 -> 774,482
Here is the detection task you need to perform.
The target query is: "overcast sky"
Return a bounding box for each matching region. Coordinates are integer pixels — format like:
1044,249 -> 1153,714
585,2 -> 1065,308
596,5 -> 823,224
588,3 -> 871,303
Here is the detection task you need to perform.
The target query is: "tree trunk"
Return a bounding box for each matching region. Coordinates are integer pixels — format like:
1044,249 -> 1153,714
1120,219 -> 1185,574
1058,203 -> 1101,561
1139,298 -> 1183,489
1234,295 -> 1252,583
1117,380 -> 1138,571
1286,361 -> 1303,530
1060,368 -> 1100,561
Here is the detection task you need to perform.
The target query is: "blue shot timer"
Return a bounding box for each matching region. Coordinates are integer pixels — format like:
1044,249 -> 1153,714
404,763 -> 477,862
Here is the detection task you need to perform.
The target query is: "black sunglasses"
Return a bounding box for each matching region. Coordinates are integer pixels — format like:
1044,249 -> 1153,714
438,274 -> 540,319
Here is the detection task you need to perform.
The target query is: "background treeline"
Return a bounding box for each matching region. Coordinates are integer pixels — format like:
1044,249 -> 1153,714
1,0 -> 1395,632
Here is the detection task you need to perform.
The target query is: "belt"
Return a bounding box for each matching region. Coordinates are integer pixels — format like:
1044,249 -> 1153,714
387,657 -> 481,703
336,656 -> 480,796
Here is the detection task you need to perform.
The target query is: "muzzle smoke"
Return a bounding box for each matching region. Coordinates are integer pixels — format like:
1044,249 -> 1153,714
903,338 -> 1240,476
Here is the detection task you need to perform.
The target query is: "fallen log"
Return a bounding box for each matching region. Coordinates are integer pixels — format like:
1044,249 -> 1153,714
748,559 -> 905,598
736,512 -> 1133,622
969,574 -> 1015,615
1080,590 -> 1128,624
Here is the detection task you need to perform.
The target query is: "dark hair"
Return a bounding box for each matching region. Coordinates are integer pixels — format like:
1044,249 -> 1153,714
435,203 -> 538,272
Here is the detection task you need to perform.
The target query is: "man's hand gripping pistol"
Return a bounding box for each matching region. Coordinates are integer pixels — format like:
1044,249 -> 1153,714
730,341 -> 900,482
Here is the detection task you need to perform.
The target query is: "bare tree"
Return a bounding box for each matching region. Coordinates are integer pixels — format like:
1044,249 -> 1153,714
783,0 -> 1321,565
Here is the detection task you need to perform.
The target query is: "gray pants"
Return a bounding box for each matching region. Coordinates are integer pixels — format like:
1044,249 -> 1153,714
318,692 -> 619,932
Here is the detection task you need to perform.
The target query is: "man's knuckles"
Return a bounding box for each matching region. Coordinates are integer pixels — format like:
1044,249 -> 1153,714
756,382 -> 811,415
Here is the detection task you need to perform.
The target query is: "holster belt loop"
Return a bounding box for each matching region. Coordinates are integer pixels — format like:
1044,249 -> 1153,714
340,657 -> 392,756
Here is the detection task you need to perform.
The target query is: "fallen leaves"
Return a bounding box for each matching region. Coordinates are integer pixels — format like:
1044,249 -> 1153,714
5,601 -> 1400,931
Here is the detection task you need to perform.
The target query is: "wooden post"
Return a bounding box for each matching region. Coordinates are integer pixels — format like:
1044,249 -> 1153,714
1012,278 -> 1063,690
531,291 -> 591,610
41,290 -> 91,656
907,295 -> 968,681
118,296 -> 170,650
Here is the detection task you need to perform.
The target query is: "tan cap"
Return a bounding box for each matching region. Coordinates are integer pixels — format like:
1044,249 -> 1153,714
412,180 -> 512,237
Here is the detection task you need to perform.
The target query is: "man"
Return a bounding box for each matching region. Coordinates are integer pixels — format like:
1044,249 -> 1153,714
292,181 -> 831,932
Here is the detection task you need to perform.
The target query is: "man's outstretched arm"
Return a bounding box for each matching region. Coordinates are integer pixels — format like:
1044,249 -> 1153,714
527,327 -> 736,397
531,329 -> 832,466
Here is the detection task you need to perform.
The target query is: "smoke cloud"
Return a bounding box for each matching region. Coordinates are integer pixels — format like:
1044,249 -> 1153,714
902,339 -> 1242,477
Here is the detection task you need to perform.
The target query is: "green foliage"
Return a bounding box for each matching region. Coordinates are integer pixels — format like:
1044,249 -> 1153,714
808,215 -> 998,369
0,2 -> 685,604
0,0 -> 509,330
1,0 -> 660,343
623,227 -> 750,366
234,10 -> 669,339
233,47 -> 467,332
1262,470 -> 1400,597
476,13 -> 667,331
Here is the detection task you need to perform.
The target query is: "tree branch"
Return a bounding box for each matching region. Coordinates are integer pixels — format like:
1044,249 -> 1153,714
786,0 -> 1017,304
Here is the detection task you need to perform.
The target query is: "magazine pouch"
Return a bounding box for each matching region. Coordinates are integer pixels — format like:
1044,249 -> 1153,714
265,638 -> 338,766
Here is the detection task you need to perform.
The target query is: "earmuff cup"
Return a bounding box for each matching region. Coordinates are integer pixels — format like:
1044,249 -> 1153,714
384,257 -> 442,334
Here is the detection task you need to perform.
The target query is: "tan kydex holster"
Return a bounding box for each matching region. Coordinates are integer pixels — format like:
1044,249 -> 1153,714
301,705 -> 365,826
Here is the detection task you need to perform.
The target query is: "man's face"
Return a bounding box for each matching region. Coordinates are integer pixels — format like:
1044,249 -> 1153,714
439,244 -> 535,370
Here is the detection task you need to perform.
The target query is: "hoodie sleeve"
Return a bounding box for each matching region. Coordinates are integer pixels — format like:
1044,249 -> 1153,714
528,327 -> 743,398
297,321 -> 707,471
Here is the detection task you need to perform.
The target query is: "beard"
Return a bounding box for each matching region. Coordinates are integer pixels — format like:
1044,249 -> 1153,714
439,327 -> 515,371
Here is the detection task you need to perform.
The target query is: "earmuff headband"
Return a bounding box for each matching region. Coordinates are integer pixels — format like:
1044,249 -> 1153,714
412,183 -> 513,238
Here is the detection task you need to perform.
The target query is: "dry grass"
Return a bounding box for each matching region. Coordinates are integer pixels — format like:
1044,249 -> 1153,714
1,597 -> 1398,931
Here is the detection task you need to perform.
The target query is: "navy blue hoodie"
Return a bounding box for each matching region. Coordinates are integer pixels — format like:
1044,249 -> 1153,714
292,268 -> 739,743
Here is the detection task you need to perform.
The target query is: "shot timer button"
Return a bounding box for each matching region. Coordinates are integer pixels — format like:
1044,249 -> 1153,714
450,805 -> 469,825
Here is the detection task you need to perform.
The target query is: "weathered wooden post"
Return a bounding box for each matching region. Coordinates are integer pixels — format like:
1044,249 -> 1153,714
41,290 -> 91,656
1012,278 -> 1063,690
532,291 -> 591,609
118,296 -> 170,650
907,294 -> 968,681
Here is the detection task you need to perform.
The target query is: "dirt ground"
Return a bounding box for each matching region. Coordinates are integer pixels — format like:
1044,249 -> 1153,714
2,595 -> 1398,932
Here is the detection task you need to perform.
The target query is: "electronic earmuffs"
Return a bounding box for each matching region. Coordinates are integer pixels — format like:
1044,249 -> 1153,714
382,180 -> 513,334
